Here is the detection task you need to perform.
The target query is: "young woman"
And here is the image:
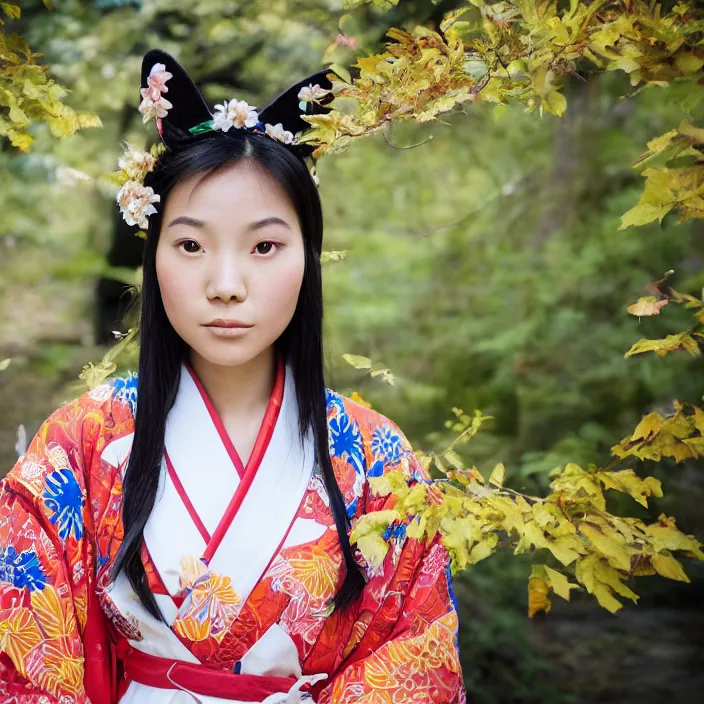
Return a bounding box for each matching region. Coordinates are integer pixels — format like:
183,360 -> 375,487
0,50 -> 465,704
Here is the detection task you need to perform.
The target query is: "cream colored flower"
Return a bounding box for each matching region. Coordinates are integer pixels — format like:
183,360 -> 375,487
139,90 -> 173,123
309,164 -> 320,186
297,83 -> 330,103
264,122 -> 294,144
117,143 -> 157,181
212,99 -> 259,131
116,180 -> 160,229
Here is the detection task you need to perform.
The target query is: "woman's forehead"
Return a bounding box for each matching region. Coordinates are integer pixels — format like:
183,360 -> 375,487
165,162 -> 297,224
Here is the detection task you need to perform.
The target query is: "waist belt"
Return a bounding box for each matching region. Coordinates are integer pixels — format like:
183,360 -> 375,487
117,639 -> 310,702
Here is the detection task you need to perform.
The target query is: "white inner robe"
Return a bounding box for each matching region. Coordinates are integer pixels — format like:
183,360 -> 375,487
100,362 -> 328,703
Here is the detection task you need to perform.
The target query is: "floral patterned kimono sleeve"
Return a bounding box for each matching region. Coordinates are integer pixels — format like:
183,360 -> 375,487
313,423 -> 466,704
0,395 -> 103,703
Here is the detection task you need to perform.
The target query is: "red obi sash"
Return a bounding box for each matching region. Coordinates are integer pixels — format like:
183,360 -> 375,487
116,638 -> 304,702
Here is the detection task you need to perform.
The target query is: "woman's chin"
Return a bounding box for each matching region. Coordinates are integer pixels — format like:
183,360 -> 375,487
188,339 -> 274,369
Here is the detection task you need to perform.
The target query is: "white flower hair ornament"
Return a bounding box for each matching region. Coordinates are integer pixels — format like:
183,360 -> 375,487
115,49 -> 334,236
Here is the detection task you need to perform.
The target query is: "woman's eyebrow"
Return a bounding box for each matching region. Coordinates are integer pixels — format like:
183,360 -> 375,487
167,215 -> 291,230
248,216 -> 291,231
167,215 -> 205,229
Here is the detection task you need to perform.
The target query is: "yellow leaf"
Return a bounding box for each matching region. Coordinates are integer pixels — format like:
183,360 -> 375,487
514,520 -> 548,554
342,354 -> 371,370
627,296 -> 668,317
674,52 -> 704,75
402,483 -> 428,512
592,582 -> 623,613
321,250 -> 347,263
651,552 -> 690,582
328,63 -> 352,84
406,514 -> 427,541
545,535 -> 583,566
630,413 -> 664,442
595,469 -> 662,508
578,524 -> 631,572
625,333 -> 701,358
528,576 -> 551,617
543,90 -> 567,117
488,462 -> 505,488
349,391 -> 372,408
545,565 -> 580,601
575,555 -> 627,613
356,533 -> 389,571
369,368 -> 395,385
368,472 -> 409,500
7,129 -> 33,152
619,203 -> 669,230
355,55 -> 385,81
0,358 -> 10,371
646,129 -> 680,154
678,120 -> 704,145
440,516 -> 477,571
467,533 -> 498,564
646,518 -> 704,559
595,559 -> 639,603
1,3 -> 21,20
9,104 -> 28,126
79,361 -> 117,390
443,449 -> 464,470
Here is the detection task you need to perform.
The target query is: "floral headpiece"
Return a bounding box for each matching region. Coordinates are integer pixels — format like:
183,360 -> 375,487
116,50 -> 334,236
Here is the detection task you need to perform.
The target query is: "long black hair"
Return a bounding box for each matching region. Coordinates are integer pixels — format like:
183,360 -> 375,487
110,131 -> 366,621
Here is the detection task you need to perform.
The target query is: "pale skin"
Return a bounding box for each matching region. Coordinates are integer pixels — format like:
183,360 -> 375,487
155,161 -> 306,464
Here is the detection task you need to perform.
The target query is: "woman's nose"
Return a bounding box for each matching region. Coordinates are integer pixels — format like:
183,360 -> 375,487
206,257 -> 247,303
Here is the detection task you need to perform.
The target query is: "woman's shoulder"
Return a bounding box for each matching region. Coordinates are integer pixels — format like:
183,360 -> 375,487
47,370 -> 138,426
3,373 -> 136,501
325,387 -> 420,476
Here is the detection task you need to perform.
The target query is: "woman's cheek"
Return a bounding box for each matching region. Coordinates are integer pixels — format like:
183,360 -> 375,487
158,260 -> 193,327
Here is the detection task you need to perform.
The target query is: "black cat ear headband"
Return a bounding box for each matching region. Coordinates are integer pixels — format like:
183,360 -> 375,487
116,49 -> 334,233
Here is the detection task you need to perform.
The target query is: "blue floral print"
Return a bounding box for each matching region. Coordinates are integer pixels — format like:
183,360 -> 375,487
326,391 -> 365,476
382,522 -> 407,542
43,469 -> 84,542
0,546 -> 48,591
367,459 -> 386,478
370,426 -> 403,461
112,370 -> 138,417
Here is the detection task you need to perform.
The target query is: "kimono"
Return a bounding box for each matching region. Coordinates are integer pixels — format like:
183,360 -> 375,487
0,359 -> 465,703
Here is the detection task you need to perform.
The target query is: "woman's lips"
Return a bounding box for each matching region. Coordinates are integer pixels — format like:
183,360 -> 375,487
202,320 -> 253,338
205,319 -> 252,328
204,325 -> 251,338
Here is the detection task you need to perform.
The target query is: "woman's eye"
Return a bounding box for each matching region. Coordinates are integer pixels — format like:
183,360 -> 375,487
179,240 -> 201,254
254,241 -> 277,255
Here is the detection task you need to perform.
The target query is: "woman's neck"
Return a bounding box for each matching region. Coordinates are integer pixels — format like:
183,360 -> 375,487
188,347 -> 277,422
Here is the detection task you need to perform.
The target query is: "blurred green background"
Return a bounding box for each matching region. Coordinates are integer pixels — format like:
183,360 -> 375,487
1,1 -> 703,702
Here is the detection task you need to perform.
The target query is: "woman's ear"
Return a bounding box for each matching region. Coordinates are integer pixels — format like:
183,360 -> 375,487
258,68 -> 334,135
140,49 -> 212,147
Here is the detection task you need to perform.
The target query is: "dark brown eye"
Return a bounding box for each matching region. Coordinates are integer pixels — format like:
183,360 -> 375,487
180,240 -> 201,253
255,242 -> 275,255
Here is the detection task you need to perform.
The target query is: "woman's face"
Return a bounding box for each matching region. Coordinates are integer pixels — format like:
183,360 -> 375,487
156,161 -> 305,368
